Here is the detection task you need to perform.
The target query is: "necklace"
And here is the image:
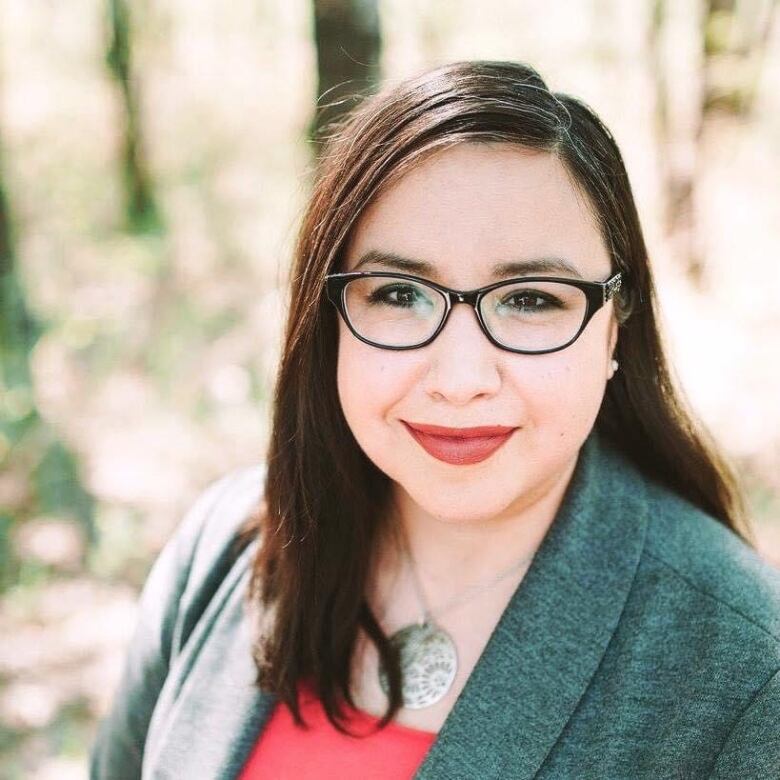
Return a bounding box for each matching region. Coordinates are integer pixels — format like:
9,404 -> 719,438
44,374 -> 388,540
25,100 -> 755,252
377,534 -> 535,709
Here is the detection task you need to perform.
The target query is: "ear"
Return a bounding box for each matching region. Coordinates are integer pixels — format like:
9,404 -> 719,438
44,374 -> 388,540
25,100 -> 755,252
607,316 -> 618,355
606,316 -> 619,380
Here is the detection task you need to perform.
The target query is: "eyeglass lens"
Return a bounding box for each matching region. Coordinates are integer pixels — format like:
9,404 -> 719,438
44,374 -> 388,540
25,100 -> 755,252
342,275 -> 588,351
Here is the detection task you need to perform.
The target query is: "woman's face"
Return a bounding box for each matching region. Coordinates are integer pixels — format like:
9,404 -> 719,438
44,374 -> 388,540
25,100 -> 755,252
336,143 -> 618,525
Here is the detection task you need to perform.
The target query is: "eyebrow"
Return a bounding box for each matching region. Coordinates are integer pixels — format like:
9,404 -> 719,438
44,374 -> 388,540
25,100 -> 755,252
351,250 -> 584,281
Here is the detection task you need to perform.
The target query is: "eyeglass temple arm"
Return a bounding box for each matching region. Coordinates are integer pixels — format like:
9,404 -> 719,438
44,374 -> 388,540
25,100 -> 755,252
604,272 -> 623,304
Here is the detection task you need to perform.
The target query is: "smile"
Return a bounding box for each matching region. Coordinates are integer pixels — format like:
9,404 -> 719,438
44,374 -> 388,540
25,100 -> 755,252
401,421 -> 517,466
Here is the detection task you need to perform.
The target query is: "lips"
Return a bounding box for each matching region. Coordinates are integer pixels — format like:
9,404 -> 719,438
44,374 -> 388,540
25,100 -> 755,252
402,421 -> 517,465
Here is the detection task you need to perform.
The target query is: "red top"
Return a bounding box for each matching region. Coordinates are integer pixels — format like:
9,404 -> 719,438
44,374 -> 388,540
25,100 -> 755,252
238,680 -> 437,779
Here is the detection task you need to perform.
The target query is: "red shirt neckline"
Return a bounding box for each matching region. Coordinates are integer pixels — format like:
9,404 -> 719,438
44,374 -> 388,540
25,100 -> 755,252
238,678 -> 437,779
297,678 -> 438,738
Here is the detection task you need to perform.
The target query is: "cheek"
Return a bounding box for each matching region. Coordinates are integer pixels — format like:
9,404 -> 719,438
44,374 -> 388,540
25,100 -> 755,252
511,335 -> 610,436
336,327 -> 415,436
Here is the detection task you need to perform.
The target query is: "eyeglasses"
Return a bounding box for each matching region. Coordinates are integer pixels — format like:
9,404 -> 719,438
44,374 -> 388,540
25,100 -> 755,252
325,270 -> 623,355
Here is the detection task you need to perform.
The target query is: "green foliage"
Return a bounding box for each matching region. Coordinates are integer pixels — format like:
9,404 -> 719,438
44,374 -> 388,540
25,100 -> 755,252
1,273 -> 40,383
87,504 -> 146,585
1,157 -> 93,595
0,513 -> 14,590
704,8 -> 733,56
34,441 -> 96,545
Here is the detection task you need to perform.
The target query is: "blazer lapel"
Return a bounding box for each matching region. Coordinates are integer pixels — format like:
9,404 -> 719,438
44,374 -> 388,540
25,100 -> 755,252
414,430 -> 650,779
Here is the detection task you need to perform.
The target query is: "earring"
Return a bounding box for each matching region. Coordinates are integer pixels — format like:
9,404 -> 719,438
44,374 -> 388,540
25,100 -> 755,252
611,359 -> 619,372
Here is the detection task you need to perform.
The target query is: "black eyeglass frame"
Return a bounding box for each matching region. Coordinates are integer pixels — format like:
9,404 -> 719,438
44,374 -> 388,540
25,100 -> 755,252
325,270 -> 624,355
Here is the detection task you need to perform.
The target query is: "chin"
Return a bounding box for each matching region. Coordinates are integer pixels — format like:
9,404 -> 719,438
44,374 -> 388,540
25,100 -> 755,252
400,480 -> 522,525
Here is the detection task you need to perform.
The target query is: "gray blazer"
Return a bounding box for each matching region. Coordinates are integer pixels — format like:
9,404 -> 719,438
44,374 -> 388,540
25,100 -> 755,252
89,431 -> 780,779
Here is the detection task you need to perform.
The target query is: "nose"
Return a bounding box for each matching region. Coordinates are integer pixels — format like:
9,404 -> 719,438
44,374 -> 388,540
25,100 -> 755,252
422,302 -> 502,404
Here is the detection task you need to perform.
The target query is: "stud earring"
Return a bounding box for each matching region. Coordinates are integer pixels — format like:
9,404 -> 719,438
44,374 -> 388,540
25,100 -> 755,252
611,358 -> 619,372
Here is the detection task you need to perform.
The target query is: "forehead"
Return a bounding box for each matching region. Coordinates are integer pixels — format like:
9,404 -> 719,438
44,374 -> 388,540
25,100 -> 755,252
343,143 -> 610,282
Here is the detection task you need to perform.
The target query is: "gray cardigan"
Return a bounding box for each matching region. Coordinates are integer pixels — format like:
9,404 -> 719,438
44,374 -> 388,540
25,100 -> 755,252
89,431 -> 780,779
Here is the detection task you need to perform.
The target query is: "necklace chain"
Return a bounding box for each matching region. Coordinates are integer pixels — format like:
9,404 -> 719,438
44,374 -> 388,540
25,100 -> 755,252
402,533 -> 535,625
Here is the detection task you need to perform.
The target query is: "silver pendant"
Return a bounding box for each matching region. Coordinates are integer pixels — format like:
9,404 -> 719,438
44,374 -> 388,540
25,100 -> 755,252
377,621 -> 458,709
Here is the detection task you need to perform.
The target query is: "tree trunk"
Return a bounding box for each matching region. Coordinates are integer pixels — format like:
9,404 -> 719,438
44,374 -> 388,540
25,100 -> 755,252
310,0 -> 382,147
649,0 -> 776,287
649,0 -> 707,285
106,0 -> 161,232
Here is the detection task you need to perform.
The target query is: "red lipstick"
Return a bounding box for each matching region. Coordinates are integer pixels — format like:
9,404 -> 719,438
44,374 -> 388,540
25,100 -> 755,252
402,421 -> 517,465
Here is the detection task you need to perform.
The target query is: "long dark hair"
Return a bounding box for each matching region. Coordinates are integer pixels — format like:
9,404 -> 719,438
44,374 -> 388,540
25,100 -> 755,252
237,60 -> 752,736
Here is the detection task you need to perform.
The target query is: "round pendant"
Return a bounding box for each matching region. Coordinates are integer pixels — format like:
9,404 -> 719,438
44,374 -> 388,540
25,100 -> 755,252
378,621 -> 458,709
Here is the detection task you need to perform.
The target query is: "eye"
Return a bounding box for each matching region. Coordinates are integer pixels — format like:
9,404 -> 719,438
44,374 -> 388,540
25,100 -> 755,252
500,291 -> 561,312
367,284 -> 429,308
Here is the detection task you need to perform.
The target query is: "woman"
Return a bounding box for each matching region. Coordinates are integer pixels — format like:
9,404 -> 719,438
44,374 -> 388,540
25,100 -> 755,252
90,61 -> 780,779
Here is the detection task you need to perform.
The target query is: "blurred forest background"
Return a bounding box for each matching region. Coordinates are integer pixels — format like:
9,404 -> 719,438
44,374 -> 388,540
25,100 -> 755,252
1,0 -> 779,776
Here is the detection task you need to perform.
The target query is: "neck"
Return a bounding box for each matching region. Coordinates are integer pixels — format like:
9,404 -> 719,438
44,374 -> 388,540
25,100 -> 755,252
370,455 -> 578,619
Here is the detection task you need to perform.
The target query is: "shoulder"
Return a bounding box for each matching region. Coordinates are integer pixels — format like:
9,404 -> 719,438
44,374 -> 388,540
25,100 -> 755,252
88,464 -> 266,779
641,477 -> 780,647
609,463 -> 780,771
168,464 -> 265,651
183,464 -> 266,584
